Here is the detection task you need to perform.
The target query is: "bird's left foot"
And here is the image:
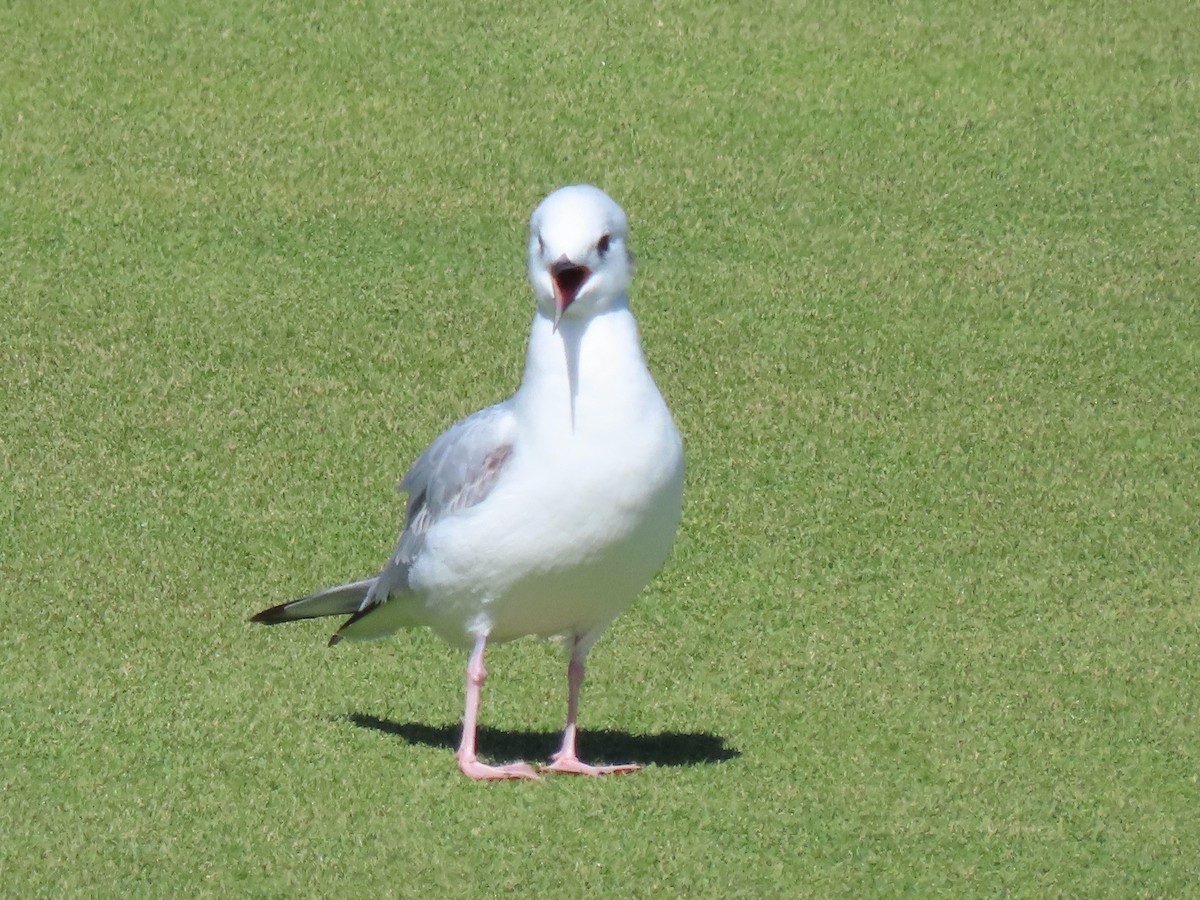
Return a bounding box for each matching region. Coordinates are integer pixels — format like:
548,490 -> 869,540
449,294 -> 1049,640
541,755 -> 641,777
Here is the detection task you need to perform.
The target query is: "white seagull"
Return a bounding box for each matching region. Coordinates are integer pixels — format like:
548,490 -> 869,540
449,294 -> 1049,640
252,185 -> 685,780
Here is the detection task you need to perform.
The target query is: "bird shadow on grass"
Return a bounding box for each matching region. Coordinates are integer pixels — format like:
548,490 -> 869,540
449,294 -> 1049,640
347,713 -> 740,768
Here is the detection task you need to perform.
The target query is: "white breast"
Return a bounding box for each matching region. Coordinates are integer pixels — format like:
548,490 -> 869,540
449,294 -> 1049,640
408,308 -> 684,647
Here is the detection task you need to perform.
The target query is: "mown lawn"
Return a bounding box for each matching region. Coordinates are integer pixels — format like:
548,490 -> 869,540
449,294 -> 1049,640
2,1 -> 1197,895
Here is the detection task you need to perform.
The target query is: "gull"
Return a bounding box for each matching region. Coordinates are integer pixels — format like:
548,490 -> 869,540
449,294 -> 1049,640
252,185 -> 685,781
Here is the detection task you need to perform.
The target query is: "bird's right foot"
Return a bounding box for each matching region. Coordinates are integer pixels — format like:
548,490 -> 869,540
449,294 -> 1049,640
458,757 -> 540,781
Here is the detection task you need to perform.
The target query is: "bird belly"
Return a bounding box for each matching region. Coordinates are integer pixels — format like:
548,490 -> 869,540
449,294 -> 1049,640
407,442 -> 683,648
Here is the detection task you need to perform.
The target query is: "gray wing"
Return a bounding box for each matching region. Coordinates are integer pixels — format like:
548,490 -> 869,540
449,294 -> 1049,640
364,401 -> 517,607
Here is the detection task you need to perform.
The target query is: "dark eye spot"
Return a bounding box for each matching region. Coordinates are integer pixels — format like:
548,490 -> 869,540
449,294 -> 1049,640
537,234 -> 545,255
597,233 -> 611,255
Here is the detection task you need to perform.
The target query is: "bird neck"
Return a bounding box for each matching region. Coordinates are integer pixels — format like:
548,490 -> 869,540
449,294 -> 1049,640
517,302 -> 652,433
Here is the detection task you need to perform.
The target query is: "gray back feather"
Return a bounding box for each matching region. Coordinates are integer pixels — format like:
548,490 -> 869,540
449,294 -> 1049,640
365,402 -> 516,607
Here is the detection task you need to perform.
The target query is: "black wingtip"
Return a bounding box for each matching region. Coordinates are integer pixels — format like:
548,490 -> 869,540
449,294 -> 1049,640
249,602 -> 291,625
324,605 -> 372,647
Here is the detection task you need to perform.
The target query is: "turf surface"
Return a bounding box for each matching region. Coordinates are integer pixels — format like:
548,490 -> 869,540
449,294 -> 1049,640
2,0 -> 1198,895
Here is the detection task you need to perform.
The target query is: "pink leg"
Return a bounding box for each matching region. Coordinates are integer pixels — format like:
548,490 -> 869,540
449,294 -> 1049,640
542,637 -> 640,776
456,634 -> 539,781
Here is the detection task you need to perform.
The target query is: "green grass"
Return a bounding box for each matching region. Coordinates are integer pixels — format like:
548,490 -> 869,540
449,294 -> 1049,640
3,0 -> 1198,895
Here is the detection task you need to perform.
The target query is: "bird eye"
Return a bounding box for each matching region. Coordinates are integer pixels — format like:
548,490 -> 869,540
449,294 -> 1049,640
537,235 -> 545,255
597,233 -> 611,255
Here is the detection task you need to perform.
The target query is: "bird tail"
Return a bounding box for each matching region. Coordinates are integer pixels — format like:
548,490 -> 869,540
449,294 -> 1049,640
250,577 -> 377,626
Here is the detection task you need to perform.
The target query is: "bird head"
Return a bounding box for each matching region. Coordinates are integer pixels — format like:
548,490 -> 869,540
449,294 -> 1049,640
527,185 -> 633,330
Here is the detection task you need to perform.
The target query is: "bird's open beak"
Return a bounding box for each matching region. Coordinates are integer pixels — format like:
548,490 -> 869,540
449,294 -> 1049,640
550,258 -> 590,330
